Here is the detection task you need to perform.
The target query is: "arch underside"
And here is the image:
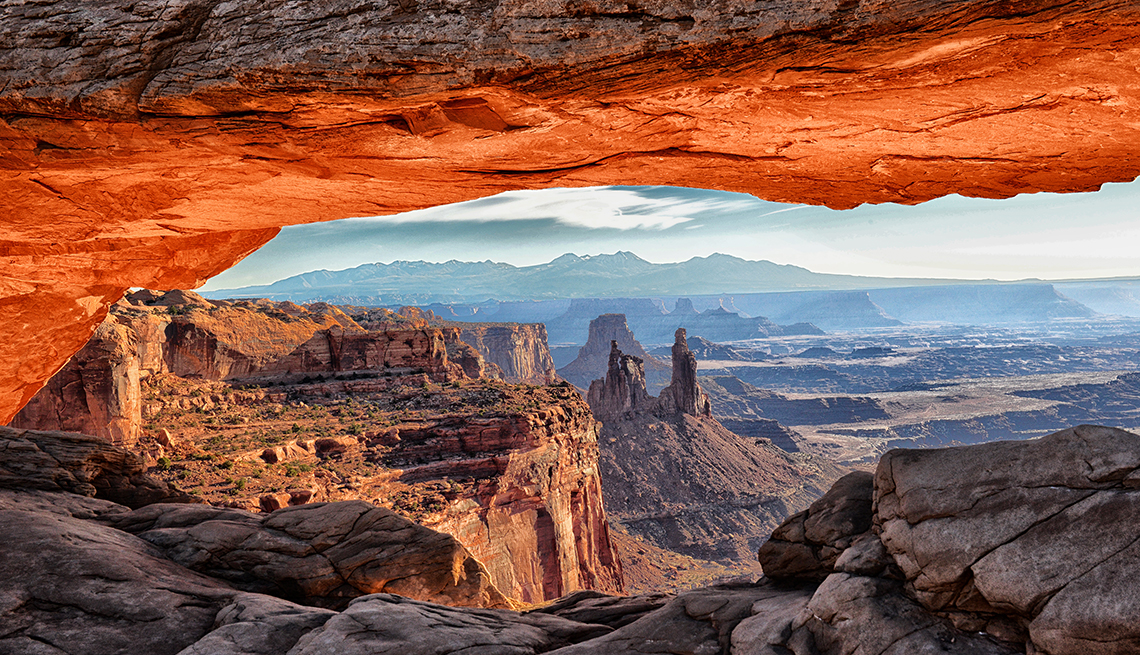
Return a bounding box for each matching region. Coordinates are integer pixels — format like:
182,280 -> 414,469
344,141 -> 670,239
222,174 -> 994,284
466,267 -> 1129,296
1,0 -> 1138,420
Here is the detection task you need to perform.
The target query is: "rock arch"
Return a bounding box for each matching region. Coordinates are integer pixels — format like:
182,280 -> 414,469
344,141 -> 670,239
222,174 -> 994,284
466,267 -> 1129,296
1,0 -> 1139,419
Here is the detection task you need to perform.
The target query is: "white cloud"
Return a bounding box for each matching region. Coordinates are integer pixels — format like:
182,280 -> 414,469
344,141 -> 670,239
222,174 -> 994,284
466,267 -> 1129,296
348,186 -> 761,231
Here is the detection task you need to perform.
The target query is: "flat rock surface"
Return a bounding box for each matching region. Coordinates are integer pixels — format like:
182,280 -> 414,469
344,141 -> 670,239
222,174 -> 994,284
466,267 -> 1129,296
0,505 -> 236,655
289,593 -> 611,655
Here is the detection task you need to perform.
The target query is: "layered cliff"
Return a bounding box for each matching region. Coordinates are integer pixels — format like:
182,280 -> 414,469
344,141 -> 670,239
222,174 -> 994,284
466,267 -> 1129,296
12,290 -> 469,446
453,323 -> 557,386
1,1 -> 1139,424
12,291 -> 623,603
587,329 -> 843,563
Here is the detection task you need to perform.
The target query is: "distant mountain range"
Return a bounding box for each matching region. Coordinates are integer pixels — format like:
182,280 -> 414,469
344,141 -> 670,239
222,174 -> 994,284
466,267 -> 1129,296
201,253 -> 1140,334
204,251 -> 992,304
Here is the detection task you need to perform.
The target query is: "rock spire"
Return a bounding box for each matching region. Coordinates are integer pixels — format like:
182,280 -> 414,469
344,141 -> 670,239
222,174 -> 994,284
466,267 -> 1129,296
586,328 -> 710,420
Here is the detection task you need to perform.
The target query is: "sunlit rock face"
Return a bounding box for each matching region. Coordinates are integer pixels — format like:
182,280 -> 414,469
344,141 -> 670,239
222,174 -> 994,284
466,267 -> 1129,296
2,0 -> 1140,420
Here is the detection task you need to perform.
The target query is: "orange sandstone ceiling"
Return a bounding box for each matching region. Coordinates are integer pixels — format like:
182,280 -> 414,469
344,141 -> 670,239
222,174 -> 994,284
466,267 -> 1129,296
1,0 -> 1139,421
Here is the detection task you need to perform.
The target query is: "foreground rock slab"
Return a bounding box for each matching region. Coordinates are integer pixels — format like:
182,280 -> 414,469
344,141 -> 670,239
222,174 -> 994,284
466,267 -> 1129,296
757,423 -> 1140,655
7,423 -> 1140,655
0,426 -> 195,508
100,500 -> 512,610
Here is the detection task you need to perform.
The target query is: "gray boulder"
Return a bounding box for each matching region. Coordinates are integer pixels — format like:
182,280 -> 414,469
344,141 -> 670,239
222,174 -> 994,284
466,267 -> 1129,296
99,500 -> 512,610
757,471 -> 875,579
876,425 -> 1140,654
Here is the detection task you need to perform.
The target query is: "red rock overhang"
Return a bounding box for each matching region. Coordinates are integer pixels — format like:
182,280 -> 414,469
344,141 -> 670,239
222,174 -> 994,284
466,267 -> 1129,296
1,0 -> 1138,420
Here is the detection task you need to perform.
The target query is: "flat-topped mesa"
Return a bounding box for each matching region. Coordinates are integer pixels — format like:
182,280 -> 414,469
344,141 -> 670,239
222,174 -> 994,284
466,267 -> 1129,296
586,330 -> 710,421
10,291 -> 476,448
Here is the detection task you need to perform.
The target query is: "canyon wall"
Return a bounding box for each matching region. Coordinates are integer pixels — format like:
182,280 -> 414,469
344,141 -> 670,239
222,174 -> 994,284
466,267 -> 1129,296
400,395 -> 623,602
11,290 -> 622,603
2,1 -> 1139,421
455,323 -> 557,386
12,291 -> 464,446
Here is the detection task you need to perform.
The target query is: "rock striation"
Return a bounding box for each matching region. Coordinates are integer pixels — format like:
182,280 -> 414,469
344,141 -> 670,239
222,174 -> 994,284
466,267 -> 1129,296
558,313 -> 671,394
8,420 -> 1140,654
387,389 -> 625,603
2,1 -> 1140,424
454,323 -> 557,385
588,328 -> 711,421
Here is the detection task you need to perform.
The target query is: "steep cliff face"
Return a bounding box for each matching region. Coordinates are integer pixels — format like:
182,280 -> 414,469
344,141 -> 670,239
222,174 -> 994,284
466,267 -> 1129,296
401,392 -> 623,602
587,328 -> 843,563
12,291 -> 467,445
131,375 -> 624,603
455,324 -> 557,386
11,321 -> 143,447
13,291 -> 623,603
559,314 -> 671,394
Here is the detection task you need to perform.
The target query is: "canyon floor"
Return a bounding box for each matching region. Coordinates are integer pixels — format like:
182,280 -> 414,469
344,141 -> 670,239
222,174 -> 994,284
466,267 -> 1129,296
691,320 -> 1140,467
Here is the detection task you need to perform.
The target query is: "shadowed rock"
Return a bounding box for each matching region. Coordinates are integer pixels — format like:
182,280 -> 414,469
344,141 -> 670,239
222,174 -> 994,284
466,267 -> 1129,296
99,500 -> 512,611
0,426 -> 195,508
758,471 -> 877,580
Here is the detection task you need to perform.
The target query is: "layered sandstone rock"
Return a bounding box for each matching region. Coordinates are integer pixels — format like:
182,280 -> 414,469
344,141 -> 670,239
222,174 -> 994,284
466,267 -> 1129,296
656,328 -> 712,418
10,423 -> 1140,654
10,319 -> 143,446
12,290 -> 468,445
391,387 -> 624,603
1,0 -> 1139,422
14,291 -> 622,604
455,323 -> 557,385
559,314 -> 670,394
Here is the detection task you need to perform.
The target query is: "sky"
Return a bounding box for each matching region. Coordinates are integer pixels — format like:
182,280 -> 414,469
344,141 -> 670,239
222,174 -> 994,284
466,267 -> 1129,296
201,181 -> 1140,291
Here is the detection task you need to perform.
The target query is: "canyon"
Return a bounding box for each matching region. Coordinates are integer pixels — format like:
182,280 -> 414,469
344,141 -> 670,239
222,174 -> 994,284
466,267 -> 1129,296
7,418 -> 1140,654
10,290 -> 622,604
3,1 -> 1140,419
690,322 -> 1140,466
4,3 -> 1140,654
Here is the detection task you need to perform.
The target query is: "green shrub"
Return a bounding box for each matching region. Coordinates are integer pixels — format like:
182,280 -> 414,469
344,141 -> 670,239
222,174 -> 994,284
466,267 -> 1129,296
156,457 -> 171,471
